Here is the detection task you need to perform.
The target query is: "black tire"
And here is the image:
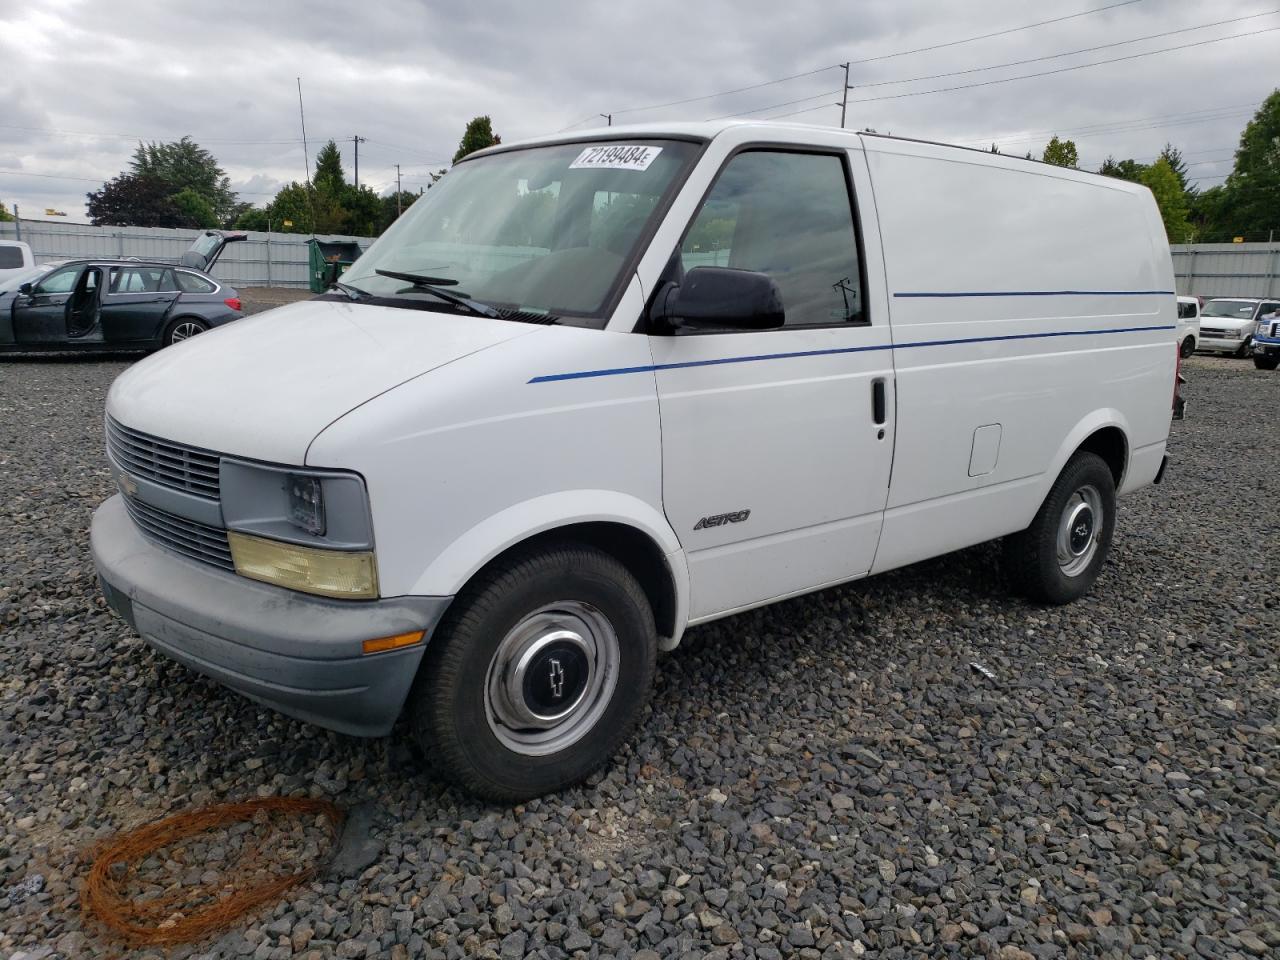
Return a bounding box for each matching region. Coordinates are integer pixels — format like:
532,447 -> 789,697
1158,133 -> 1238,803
1179,336 -> 1195,359
163,317 -> 209,347
1234,336 -> 1253,359
1003,451 -> 1117,605
409,543 -> 657,802
1253,355 -> 1279,371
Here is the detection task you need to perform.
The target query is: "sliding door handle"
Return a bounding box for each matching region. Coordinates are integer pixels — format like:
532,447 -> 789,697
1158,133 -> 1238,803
871,378 -> 887,425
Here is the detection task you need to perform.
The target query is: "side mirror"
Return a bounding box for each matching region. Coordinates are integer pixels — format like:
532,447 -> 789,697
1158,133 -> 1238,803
18,282 -> 33,296
652,266 -> 784,332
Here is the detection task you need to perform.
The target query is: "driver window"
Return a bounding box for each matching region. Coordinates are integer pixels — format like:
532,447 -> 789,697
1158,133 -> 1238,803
34,266 -> 80,295
680,151 -> 865,326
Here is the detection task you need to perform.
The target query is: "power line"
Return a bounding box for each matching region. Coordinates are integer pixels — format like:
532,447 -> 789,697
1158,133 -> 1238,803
565,0 -> 1146,124
708,89 -> 844,121
844,9 -> 1280,92
840,26 -> 1280,107
971,102 -> 1261,148
844,0 -> 1148,66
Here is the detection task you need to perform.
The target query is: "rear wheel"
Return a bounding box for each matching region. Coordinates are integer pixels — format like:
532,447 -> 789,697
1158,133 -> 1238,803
163,317 -> 208,347
409,543 -> 657,801
1254,354 -> 1279,371
1003,451 -> 1116,605
1179,336 -> 1195,359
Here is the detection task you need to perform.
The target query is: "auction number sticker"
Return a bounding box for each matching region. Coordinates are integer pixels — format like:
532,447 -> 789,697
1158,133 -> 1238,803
570,144 -> 663,171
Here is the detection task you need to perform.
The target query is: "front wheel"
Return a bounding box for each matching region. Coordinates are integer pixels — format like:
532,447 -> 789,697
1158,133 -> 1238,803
1179,336 -> 1195,359
163,317 -> 209,347
1003,451 -> 1117,605
1234,336 -> 1253,359
1254,354 -> 1279,371
409,543 -> 657,801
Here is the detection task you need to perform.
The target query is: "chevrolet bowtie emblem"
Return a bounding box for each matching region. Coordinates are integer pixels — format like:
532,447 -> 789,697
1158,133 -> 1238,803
549,658 -> 565,699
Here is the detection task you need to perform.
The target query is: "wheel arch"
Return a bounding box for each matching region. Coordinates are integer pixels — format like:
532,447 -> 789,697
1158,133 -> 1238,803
1045,411 -> 1131,498
160,313 -> 207,345
409,492 -> 691,650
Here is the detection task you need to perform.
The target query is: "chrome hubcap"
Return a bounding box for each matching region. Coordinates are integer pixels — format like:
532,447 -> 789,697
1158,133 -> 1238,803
1057,484 -> 1102,577
484,601 -> 619,756
171,322 -> 204,342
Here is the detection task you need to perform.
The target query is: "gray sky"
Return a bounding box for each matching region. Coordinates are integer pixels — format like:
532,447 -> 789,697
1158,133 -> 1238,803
1,0 -> 1274,222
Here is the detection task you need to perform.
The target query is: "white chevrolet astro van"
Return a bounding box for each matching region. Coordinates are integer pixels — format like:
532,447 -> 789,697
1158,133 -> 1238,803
92,122 -> 1180,799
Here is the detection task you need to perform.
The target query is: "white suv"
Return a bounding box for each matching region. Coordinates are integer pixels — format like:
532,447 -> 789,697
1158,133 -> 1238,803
1198,298 -> 1280,357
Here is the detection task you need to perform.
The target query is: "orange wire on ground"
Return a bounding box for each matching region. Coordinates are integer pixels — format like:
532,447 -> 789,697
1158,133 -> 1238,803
81,797 -> 344,947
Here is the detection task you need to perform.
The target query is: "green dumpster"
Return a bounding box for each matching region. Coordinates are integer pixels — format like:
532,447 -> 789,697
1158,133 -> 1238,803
307,239 -> 364,294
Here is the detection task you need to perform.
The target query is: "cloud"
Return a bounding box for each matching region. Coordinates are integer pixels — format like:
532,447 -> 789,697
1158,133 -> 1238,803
0,0 -> 1270,221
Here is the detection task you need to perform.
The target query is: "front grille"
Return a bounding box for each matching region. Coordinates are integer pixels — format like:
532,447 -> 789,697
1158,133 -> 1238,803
122,495 -> 234,571
1200,327 -> 1228,338
106,416 -> 221,499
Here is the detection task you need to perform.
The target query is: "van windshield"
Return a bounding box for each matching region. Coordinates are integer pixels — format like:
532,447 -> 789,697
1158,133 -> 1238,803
1201,300 -> 1256,318
341,140 -> 699,323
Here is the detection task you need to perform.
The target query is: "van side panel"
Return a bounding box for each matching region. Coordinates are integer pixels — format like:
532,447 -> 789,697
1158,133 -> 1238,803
861,139 -> 1175,574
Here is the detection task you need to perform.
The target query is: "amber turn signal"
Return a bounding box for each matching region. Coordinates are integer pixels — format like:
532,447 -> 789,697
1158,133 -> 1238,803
361,630 -> 425,655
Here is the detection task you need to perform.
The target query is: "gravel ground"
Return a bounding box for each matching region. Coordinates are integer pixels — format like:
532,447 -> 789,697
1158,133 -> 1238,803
0,353 -> 1277,960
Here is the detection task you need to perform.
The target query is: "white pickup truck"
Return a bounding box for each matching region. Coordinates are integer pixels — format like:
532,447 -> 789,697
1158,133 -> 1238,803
93,121 -> 1180,799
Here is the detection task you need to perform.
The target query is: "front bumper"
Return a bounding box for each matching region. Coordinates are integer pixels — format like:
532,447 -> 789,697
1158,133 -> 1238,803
1196,334 -> 1248,353
1254,335 -> 1280,356
92,495 -> 451,736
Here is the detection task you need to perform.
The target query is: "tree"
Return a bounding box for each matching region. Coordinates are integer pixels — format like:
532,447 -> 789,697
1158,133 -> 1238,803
233,206 -> 271,231
989,143 -> 1001,154
1098,156 -> 1146,183
377,191 -> 420,233
1141,158 -> 1192,242
0,203 -> 12,222
170,188 -> 218,229
1218,89 -> 1280,241
453,116 -> 501,164
87,174 -> 184,227
313,141 -> 346,195
1041,136 -> 1079,168
1158,143 -> 1194,196
130,137 -> 238,223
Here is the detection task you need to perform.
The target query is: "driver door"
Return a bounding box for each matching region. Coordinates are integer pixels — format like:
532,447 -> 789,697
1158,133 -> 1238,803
13,264 -> 83,344
652,148 -> 895,622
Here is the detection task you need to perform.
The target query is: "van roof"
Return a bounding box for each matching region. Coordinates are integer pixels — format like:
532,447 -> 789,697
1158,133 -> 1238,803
467,119 -> 1145,184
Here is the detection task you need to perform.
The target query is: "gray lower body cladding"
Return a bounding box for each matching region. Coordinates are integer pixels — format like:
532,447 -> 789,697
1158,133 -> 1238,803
91,495 -> 451,736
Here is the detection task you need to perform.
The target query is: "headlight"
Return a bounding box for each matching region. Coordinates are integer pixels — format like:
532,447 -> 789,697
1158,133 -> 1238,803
228,532 -> 378,599
219,460 -> 377,598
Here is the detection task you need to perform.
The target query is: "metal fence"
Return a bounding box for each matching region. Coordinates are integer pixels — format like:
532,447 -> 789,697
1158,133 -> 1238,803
1170,243 -> 1280,299
5,220 -> 1276,298
0,219 -> 373,288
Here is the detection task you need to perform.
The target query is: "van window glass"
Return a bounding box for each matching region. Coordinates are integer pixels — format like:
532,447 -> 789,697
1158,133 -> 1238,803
681,151 -> 864,326
340,140 -> 699,323
1176,301 -> 1197,319
0,247 -> 24,268
34,265 -> 80,294
175,271 -> 217,294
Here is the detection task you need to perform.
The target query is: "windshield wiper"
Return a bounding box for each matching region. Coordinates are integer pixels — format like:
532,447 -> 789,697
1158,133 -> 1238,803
375,268 -> 500,319
331,280 -> 367,301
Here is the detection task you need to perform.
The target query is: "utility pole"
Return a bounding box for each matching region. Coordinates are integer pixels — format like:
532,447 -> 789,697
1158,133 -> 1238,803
839,62 -> 850,129
600,113 -> 612,126
352,135 -> 367,189
396,164 -> 402,217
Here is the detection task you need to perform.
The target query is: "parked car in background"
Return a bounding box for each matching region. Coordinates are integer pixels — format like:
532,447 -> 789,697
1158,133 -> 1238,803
1176,296 -> 1200,358
0,259 -> 242,352
0,240 -> 35,283
1197,298 -> 1280,357
1253,304 -> 1280,370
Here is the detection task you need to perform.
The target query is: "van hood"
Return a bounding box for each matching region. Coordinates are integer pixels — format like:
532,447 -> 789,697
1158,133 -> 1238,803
107,299 -> 535,464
